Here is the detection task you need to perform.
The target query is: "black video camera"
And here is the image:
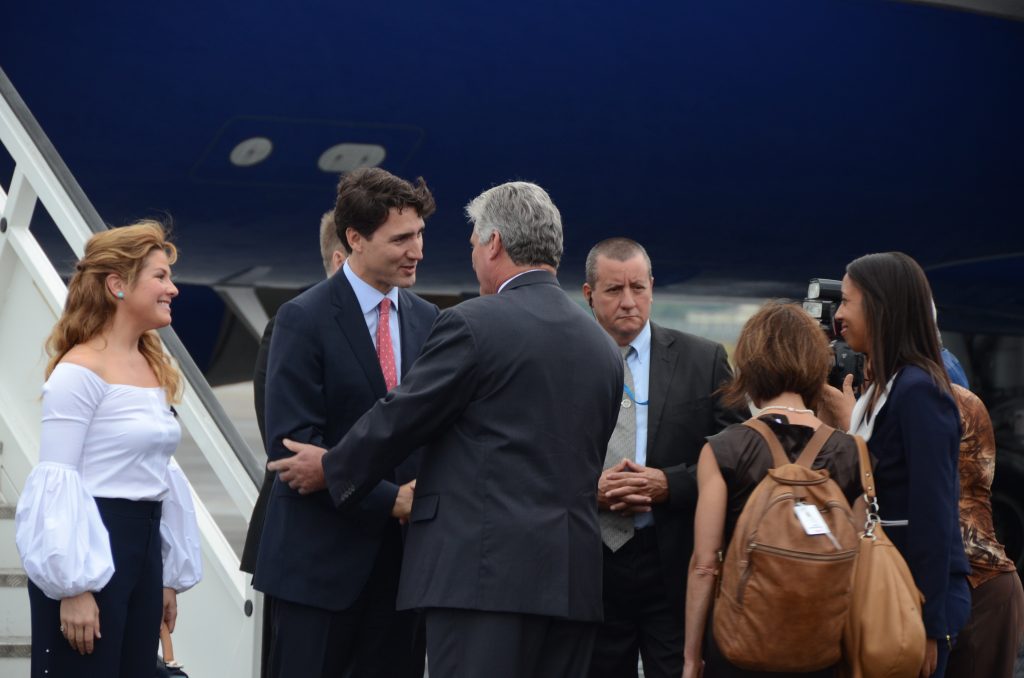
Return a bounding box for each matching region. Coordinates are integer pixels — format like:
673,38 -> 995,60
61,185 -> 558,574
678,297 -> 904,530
803,278 -> 866,391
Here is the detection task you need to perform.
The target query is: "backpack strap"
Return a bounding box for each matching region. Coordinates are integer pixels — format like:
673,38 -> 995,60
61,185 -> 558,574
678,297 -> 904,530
744,418 -> 836,469
794,424 -> 836,468
743,418 -> 790,468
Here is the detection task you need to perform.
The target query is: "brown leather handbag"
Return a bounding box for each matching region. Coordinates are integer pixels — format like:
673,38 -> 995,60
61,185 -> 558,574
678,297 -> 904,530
840,436 -> 926,678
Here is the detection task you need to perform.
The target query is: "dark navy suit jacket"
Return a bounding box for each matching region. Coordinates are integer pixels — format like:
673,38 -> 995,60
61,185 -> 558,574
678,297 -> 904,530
642,324 -> 745,613
868,365 -> 970,638
253,271 -> 438,610
323,271 -> 624,621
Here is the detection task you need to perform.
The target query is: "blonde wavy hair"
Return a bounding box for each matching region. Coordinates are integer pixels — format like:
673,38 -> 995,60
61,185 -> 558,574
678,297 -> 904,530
45,221 -> 182,403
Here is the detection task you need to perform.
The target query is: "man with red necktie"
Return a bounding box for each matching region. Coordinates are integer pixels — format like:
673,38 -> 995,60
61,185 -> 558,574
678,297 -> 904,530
254,168 -> 439,678
273,181 -> 626,677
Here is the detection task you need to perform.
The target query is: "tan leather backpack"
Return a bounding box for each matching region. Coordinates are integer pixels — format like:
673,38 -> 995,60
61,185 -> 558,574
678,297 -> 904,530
713,419 -> 860,672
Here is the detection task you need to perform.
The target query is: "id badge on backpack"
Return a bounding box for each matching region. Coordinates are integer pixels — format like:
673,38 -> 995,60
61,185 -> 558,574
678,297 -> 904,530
795,503 -> 843,550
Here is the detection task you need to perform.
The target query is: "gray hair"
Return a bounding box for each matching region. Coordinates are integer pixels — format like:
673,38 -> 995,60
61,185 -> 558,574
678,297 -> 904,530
584,238 -> 653,287
465,182 -> 563,268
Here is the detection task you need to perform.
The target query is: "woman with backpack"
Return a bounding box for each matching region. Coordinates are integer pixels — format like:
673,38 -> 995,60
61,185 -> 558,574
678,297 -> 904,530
834,252 -> 970,678
682,301 -> 863,678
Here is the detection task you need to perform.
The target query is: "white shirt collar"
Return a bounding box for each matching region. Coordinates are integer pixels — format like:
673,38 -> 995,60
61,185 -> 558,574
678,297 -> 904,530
498,269 -> 546,294
343,260 -> 399,315
849,373 -> 898,441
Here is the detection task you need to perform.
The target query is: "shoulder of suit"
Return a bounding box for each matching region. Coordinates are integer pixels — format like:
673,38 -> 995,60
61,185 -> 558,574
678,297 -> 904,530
892,364 -> 941,395
282,275 -> 335,311
892,364 -> 954,405
398,288 -> 440,316
434,293 -> 516,332
651,322 -> 725,355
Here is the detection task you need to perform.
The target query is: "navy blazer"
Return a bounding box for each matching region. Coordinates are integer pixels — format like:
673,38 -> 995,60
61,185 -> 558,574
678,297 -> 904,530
239,315 -> 276,574
868,365 -> 970,638
323,271 -> 624,621
253,271 -> 438,610
643,324 -> 745,611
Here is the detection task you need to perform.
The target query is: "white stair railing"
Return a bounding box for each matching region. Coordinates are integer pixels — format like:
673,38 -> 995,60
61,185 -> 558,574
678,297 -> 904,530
0,66 -> 262,677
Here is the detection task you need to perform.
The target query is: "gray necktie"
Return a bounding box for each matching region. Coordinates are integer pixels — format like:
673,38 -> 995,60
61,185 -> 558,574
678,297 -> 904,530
600,345 -> 636,552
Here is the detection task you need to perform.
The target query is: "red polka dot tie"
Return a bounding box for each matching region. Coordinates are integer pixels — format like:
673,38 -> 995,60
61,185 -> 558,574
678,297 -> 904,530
377,298 -> 398,391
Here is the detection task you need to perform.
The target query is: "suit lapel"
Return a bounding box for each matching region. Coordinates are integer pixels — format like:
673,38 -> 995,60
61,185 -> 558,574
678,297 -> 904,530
646,323 -> 677,455
397,290 -> 425,379
331,274 -> 387,397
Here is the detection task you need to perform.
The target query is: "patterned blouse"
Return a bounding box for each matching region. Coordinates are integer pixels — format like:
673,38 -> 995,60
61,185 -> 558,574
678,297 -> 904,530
953,384 -> 1016,587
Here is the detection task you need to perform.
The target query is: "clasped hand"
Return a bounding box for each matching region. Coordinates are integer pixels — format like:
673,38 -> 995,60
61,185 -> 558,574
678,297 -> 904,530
598,459 -> 669,513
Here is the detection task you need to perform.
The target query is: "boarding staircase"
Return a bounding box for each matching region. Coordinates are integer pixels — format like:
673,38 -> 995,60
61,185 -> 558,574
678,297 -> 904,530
0,68 -> 263,676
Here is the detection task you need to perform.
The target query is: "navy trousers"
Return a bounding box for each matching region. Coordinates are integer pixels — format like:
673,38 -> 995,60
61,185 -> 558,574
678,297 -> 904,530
264,522 -> 422,678
590,526 -> 683,678
28,498 -> 163,678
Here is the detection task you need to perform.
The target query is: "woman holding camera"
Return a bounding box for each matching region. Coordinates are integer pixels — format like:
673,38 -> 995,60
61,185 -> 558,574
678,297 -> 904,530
834,251 -> 970,678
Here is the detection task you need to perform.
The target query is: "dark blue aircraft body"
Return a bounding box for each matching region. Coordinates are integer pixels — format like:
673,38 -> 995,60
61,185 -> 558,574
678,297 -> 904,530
3,0 -> 1024,575
2,0 -> 1022,329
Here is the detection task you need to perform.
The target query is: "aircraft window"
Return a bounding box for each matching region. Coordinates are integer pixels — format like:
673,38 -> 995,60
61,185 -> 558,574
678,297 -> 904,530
229,137 -> 273,167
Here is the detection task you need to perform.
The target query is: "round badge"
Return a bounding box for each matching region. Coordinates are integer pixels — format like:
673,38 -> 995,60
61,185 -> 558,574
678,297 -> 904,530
622,398 -> 632,409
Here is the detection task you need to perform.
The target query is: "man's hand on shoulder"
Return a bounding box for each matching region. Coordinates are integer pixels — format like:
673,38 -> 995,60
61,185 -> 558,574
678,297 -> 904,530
392,479 -> 416,524
268,439 -> 327,494
598,459 -> 668,514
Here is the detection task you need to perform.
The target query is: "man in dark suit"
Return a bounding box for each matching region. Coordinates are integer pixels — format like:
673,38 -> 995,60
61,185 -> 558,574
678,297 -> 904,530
582,238 -> 743,678
271,181 -> 624,677
240,209 -> 346,677
253,168 -> 439,678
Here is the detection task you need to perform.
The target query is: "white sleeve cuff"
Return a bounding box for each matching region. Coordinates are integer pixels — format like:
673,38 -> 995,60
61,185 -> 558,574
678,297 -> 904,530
15,463 -> 114,600
160,459 -> 203,592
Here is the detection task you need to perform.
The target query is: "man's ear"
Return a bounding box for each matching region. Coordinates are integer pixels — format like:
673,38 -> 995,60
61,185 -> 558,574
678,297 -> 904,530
487,231 -> 504,260
331,249 -> 346,273
345,228 -> 363,254
582,283 -> 593,307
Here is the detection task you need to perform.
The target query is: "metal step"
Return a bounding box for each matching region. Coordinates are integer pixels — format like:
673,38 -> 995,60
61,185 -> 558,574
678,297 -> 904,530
0,568 -> 30,640
0,637 -> 30,658
0,633 -> 31,677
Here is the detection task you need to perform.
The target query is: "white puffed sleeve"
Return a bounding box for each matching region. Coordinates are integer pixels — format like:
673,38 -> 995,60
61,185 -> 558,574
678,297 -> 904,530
15,364 -> 114,600
160,458 -> 202,592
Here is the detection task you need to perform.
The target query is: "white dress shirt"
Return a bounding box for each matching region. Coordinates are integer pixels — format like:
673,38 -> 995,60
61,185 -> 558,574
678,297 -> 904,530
343,261 -> 402,382
15,363 -> 202,599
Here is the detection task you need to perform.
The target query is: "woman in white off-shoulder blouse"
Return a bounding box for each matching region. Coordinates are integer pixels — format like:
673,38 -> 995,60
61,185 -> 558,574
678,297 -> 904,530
15,221 -> 202,678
